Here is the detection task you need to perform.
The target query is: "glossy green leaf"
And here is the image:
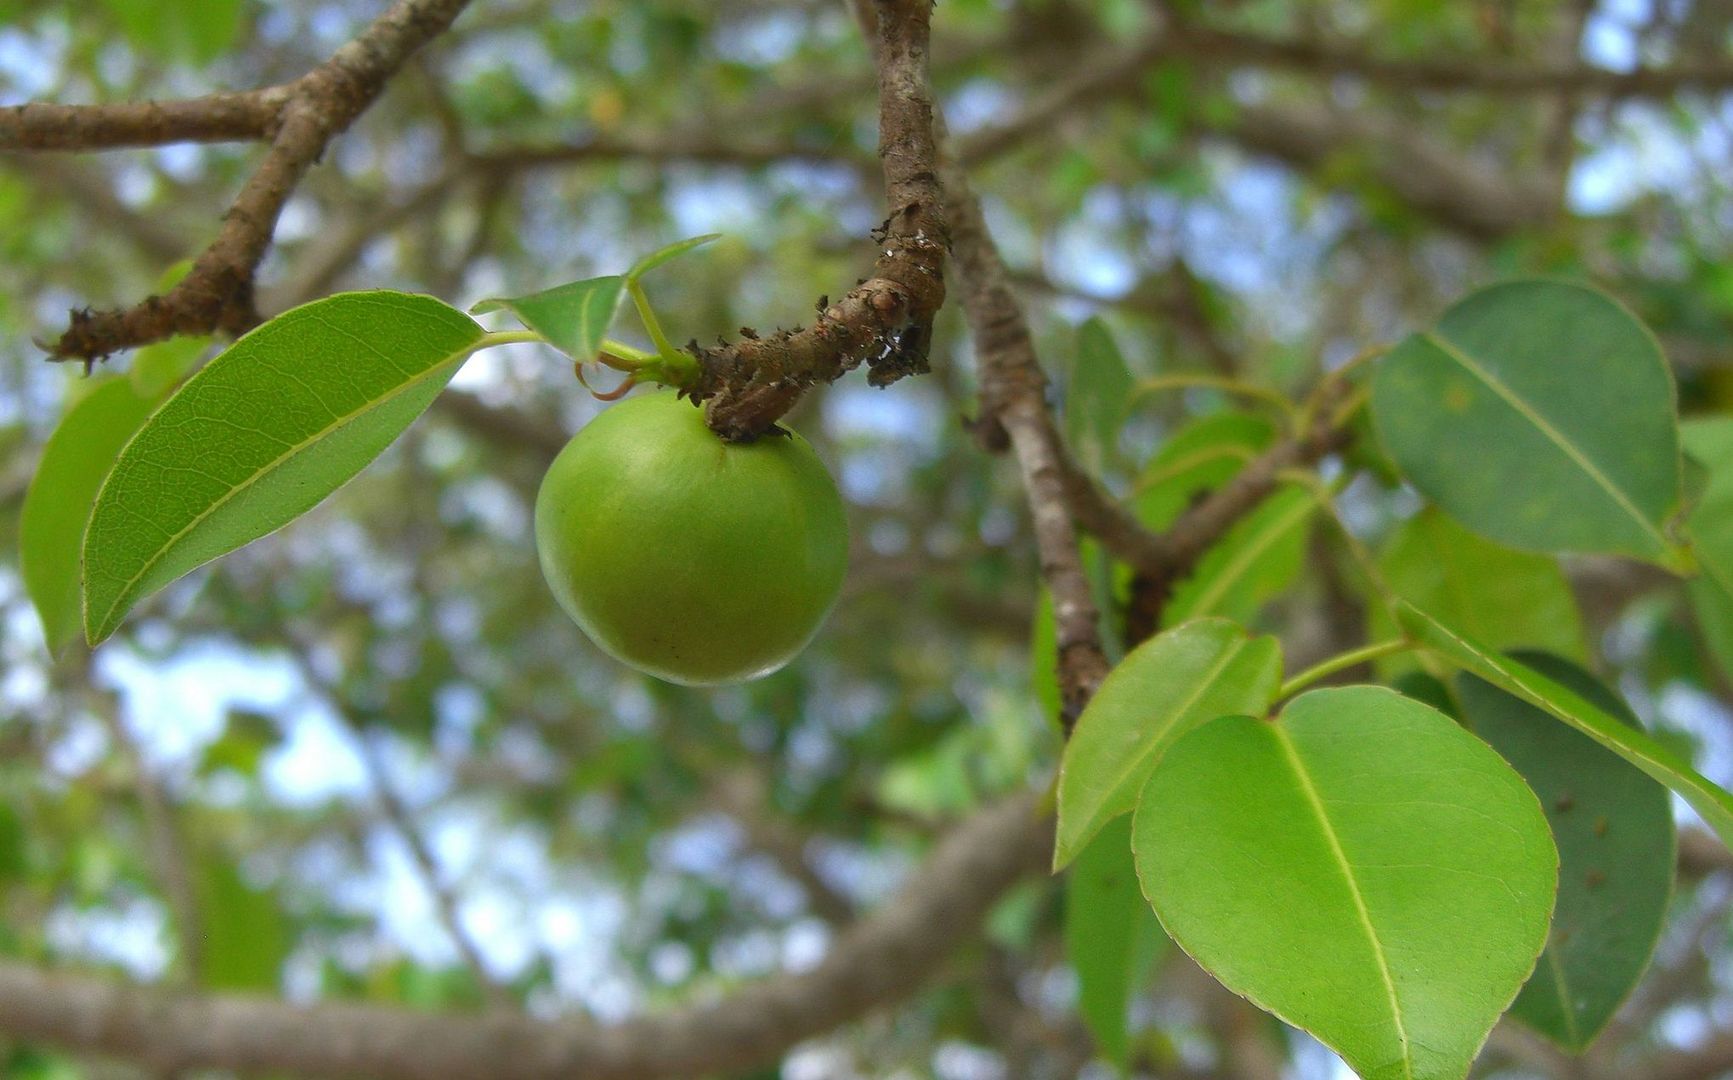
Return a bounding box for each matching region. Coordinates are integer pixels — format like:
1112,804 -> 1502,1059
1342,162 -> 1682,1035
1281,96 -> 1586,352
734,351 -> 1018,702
1055,617 -> 1282,868
21,379 -> 159,652
627,233 -> 722,281
1134,412 -> 1273,529
1458,655 -> 1674,1051
1371,280 -> 1683,564
1065,816 -> 1167,1065
1135,687 -> 1557,1080
472,276 -> 625,362
1066,318 -> 1134,473
1400,601 -> 1733,850
195,849 -> 289,991
1369,508 -> 1585,669
1165,485 -> 1316,625
83,292 -> 487,644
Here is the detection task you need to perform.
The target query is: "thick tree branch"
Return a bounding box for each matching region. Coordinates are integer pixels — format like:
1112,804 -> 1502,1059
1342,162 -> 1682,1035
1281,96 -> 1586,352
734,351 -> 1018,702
42,0 -> 475,363
686,0 -> 947,441
0,792 -> 1049,1080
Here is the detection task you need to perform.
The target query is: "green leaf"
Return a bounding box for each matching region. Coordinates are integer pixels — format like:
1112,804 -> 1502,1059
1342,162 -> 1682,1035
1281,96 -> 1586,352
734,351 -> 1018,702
83,292 -> 487,644
21,379 -> 160,652
1400,601 -> 1733,850
195,849 -> 290,992
1135,687 -> 1558,1080
1064,816 -> 1167,1065
1688,576 -> 1733,683
1066,318 -> 1134,473
1371,280 -> 1683,564
1457,655 -> 1674,1051
181,0 -> 245,62
1164,485 -> 1316,625
1369,508 -> 1585,670
197,709 -> 282,779
472,276 -> 625,362
1134,412 -> 1274,530
1055,617 -> 1282,868
99,0 -> 243,63
627,233 -> 722,281
0,800 -> 28,881
1683,417 -> 1733,601
1681,419 -> 1733,681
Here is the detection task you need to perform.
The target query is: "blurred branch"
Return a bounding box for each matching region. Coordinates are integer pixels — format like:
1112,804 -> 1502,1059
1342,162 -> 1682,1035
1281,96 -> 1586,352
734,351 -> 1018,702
1217,99 -> 1558,238
709,771 -> 856,926
39,0 -> 476,363
350,727 -> 515,1009
259,168 -> 467,313
1168,21 -> 1733,98
0,155 -> 188,265
0,792 -> 1049,1079
84,685 -> 204,988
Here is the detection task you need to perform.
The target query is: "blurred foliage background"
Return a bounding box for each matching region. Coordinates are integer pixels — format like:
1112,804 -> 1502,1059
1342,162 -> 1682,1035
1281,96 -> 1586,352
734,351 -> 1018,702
3,0 -> 1733,1077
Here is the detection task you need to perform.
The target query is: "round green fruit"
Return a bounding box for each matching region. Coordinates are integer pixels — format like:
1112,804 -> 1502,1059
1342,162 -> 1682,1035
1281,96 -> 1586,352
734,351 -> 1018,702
534,391 -> 848,685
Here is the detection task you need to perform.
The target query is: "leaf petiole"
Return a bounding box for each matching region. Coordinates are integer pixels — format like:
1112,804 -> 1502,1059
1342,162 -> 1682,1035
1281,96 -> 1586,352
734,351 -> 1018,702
1276,638 -> 1414,700
626,280 -> 701,386
477,329 -> 544,349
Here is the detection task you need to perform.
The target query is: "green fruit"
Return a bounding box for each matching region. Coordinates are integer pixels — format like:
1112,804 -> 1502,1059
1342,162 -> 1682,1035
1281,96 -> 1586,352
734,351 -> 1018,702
534,391 -> 848,685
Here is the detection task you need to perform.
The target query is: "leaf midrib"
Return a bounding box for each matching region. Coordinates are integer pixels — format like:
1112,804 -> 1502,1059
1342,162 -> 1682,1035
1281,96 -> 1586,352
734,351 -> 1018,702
1541,937 -> 1583,1048
86,340 -> 478,639
1419,330 -> 1667,554
1273,725 -> 1415,1080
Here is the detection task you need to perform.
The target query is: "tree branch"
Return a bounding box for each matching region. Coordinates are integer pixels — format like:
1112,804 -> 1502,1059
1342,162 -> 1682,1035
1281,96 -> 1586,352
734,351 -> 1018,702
0,792 -> 1049,1080
0,89 -> 291,152
686,0 -> 948,441
938,131 -> 1110,727
41,0 -> 476,363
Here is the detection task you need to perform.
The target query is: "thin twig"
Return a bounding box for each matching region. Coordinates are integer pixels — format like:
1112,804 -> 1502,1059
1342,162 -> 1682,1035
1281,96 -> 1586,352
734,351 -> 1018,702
43,0 -> 475,363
